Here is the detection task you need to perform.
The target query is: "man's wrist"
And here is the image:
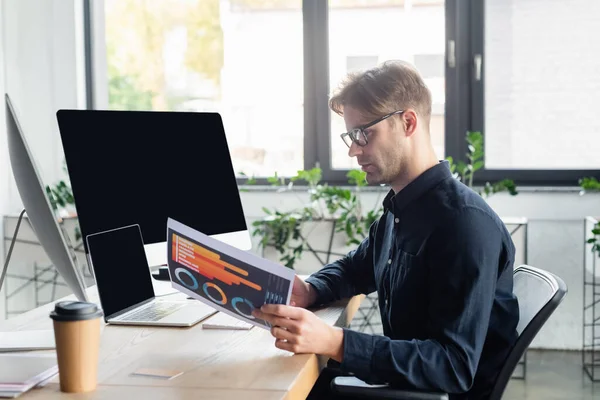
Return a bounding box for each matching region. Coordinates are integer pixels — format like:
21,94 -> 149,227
306,281 -> 318,307
308,284 -> 318,306
327,326 -> 344,363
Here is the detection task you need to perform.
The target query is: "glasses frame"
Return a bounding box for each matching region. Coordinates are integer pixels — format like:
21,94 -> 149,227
340,110 -> 405,148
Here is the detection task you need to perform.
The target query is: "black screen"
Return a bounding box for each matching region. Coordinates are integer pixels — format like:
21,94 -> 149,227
56,110 -> 248,255
86,224 -> 154,318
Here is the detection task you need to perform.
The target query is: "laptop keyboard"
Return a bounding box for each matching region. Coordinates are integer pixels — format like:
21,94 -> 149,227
119,302 -> 183,322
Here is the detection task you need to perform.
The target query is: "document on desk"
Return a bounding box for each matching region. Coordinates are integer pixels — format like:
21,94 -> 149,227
166,218 -> 294,330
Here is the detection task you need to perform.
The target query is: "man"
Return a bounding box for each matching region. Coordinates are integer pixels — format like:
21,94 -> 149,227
252,60 -> 519,399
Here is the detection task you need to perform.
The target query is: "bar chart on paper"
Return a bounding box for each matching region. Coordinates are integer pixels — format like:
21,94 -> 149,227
166,218 -> 293,329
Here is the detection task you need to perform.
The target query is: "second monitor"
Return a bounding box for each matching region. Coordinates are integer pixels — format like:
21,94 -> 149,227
56,110 -> 251,267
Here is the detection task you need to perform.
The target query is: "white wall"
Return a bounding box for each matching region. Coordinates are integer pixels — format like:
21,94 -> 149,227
0,0 -> 85,320
2,0 -> 86,215
487,191 -> 599,350
0,0 -> 9,321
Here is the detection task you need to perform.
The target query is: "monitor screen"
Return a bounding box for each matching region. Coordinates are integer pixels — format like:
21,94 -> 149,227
56,110 -> 249,266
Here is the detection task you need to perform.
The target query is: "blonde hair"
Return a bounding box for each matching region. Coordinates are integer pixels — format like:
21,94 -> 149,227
329,60 -> 432,127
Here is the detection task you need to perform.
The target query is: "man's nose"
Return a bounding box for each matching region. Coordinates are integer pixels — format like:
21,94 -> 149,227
348,141 -> 363,158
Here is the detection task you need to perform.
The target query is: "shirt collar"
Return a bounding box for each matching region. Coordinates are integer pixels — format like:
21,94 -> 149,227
383,160 -> 453,215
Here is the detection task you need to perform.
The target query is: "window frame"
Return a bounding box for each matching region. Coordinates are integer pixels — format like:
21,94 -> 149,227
83,0 -> 94,110
455,0 -> 600,187
87,0 -> 600,187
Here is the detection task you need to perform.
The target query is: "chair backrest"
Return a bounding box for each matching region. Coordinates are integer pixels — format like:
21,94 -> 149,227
489,265 -> 568,400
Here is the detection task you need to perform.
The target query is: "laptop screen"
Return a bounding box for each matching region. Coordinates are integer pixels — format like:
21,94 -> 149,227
86,225 -> 155,318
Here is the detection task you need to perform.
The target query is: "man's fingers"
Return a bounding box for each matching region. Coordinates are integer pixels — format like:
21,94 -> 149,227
252,310 -> 300,332
269,316 -> 297,330
260,304 -> 304,319
275,338 -> 299,353
271,326 -> 296,343
251,308 -> 265,320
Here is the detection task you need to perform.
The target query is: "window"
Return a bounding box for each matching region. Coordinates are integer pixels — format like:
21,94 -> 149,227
452,0 -> 600,185
328,1 -> 446,170
484,0 -> 600,170
102,0 -> 444,181
346,56 -> 379,73
413,54 -> 444,79
93,0 -> 600,185
104,0 -> 303,178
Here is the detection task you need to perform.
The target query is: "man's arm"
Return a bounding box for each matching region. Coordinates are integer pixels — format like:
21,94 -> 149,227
304,218 -> 379,306
339,207 -> 507,393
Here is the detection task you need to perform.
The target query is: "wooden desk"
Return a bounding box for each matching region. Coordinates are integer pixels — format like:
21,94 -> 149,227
0,281 -> 363,399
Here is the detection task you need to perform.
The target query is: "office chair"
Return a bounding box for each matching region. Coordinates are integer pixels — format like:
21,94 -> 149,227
331,265 -> 568,400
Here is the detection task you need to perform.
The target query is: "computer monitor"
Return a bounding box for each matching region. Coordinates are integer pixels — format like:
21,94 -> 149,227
55,109 -> 251,268
5,94 -> 89,302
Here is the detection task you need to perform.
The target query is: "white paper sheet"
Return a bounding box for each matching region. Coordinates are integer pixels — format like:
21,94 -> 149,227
0,330 -> 55,352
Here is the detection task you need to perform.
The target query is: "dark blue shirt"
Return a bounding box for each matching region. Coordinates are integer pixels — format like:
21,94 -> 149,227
305,161 -> 519,399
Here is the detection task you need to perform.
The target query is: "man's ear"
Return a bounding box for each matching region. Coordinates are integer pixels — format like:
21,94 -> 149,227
401,109 -> 418,137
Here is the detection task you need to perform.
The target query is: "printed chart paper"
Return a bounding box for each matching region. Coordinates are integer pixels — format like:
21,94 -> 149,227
167,218 -> 294,330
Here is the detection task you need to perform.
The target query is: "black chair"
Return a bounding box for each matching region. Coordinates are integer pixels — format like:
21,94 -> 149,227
331,265 -> 568,400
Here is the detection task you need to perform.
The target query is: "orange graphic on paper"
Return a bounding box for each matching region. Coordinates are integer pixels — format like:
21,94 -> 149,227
171,233 -> 262,291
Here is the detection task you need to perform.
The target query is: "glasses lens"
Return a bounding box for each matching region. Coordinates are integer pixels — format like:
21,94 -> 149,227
342,129 -> 367,147
351,129 -> 367,146
341,133 -> 353,147
342,132 -> 354,147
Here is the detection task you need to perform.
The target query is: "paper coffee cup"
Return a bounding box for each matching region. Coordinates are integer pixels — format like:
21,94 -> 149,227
49,301 -> 103,393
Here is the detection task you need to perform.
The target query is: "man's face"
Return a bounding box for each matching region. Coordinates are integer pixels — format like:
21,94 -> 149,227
343,105 -> 407,186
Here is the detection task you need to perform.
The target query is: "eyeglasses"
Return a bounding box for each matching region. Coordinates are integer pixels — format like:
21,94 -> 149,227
340,110 -> 404,148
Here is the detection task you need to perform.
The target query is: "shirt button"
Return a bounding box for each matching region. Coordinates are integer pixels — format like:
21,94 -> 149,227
394,218 -> 399,223
388,259 -> 392,264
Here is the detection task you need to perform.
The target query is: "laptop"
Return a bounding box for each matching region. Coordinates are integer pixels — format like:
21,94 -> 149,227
86,224 -> 216,327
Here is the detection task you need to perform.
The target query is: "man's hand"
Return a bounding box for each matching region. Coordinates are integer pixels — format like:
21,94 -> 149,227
252,304 -> 344,362
291,275 -> 318,308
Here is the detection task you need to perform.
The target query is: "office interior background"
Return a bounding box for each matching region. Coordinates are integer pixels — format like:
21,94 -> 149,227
0,0 -> 599,397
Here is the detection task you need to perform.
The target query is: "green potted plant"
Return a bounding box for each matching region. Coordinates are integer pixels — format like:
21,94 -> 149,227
46,180 -> 75,214
579,177 -> 600,257
248,167 -> 383,269
446,131 -> 518,197
45,161 -> 77,216
45,161 -> 81,243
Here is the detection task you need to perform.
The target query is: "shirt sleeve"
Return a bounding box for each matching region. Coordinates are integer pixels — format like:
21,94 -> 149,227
339,207 -> 508,394
304,219 -> 379,306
